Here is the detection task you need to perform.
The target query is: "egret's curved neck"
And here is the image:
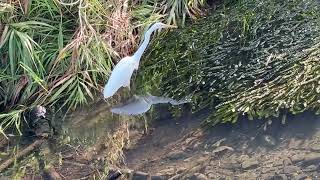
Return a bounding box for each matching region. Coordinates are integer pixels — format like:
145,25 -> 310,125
133,26 -> 159,61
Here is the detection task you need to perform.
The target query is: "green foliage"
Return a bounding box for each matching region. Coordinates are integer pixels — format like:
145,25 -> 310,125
136,0 -> 320,125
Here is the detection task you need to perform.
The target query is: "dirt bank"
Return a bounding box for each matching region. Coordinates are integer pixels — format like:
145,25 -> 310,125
123,111 -> 320,180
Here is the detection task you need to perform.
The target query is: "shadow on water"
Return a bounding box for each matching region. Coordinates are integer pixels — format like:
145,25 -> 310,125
201,110 -> 320,149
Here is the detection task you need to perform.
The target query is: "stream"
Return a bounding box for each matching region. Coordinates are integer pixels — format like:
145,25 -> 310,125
1,100 -> 320,179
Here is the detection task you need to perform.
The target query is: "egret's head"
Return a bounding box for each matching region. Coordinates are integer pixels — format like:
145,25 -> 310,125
149,22 -> 177,32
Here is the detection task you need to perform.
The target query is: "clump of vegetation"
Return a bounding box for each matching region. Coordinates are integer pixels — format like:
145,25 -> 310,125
136,0 -> 320,125
0,0 -> 207,136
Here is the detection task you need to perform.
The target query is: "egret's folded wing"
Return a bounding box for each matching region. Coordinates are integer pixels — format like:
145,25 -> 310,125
110,97 -> 151,115
103,57 -> 136,98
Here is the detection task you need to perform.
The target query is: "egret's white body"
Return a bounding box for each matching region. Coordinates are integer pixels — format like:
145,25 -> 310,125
110,94 -> 191,115
103,22 -> 177,99
103,56 -> 137,98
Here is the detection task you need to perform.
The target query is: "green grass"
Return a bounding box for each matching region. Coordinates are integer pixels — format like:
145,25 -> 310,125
135,0 -> 320,125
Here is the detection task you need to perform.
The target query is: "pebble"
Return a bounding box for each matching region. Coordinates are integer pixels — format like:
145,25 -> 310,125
132,171 -> 150,180
291,154 -> 305,163
293,174 -> 308,180
167,151 -> 187,160
236,172 -> 257,179
176,167 -> 187,174
184,173 -> 208,180
151,175 -> 165,180
157,168 -> 175,176
283,158 -> 292,166
302,165 -> 318,172
241,159 -> 259,170
261,135 -> 277,147
309,144 -> 320,152
303,153 -> 320,166
283,165 -> 300,174
263,174 -> 287,180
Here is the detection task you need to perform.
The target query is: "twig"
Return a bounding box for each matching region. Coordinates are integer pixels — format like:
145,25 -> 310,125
0,138 -> 46,172
122,0 -> 129,14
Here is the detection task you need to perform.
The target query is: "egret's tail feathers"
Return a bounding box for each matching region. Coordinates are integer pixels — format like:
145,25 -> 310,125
169,94 -> 192,105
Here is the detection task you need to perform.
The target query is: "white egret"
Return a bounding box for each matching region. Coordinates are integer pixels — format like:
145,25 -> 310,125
110,94 -> 191,115
103,22 -> 177,99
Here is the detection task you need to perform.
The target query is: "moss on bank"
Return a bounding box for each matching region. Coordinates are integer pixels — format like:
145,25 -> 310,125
136,0 -> 320,125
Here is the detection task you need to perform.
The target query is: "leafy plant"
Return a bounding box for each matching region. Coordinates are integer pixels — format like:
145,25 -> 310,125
136,0 -> 320,125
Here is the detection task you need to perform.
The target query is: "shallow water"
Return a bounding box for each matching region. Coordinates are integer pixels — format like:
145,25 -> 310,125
62,101 -> 122,146
3,101 -> 320,179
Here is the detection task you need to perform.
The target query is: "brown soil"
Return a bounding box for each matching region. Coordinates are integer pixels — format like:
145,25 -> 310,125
122,111 -> 320,180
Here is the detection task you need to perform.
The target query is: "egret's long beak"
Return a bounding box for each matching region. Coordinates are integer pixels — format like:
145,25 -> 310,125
165,24 -> 178,28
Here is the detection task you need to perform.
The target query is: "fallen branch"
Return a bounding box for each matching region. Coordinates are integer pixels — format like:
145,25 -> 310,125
0,138 -> 46,172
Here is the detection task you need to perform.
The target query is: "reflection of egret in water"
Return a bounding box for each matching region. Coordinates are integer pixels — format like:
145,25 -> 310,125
103,22 -> 177,99
110,94 -> 192,115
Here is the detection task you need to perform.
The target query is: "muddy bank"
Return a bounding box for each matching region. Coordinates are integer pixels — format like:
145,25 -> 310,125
122,111 -> 320,179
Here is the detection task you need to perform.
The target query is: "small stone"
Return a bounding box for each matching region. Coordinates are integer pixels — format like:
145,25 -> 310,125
293,174 -> 308,180
185,173 -> 208,180
283,165 -> 300,174
264,174 -> 287,180
157,168 -> 175,176
261,135 -> 277,147
291,154 -> 305,163
206,173 -> 216,179
303,153 -> 320,165
151,175 -> 165,180
220,161 -> 241,170
303,165 -> 318,172
193,142 -> 202,148
132,171 -> 150,180
176,167 -> 187,173
43,166 -> 62,179
303,178 -> 313,180
309,144 -> 320,152
211,146 -> 234,154
241,159 -> 259,170
283,159 -> 292,166
167,151 -> 187,160
236,172 -> 257,179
